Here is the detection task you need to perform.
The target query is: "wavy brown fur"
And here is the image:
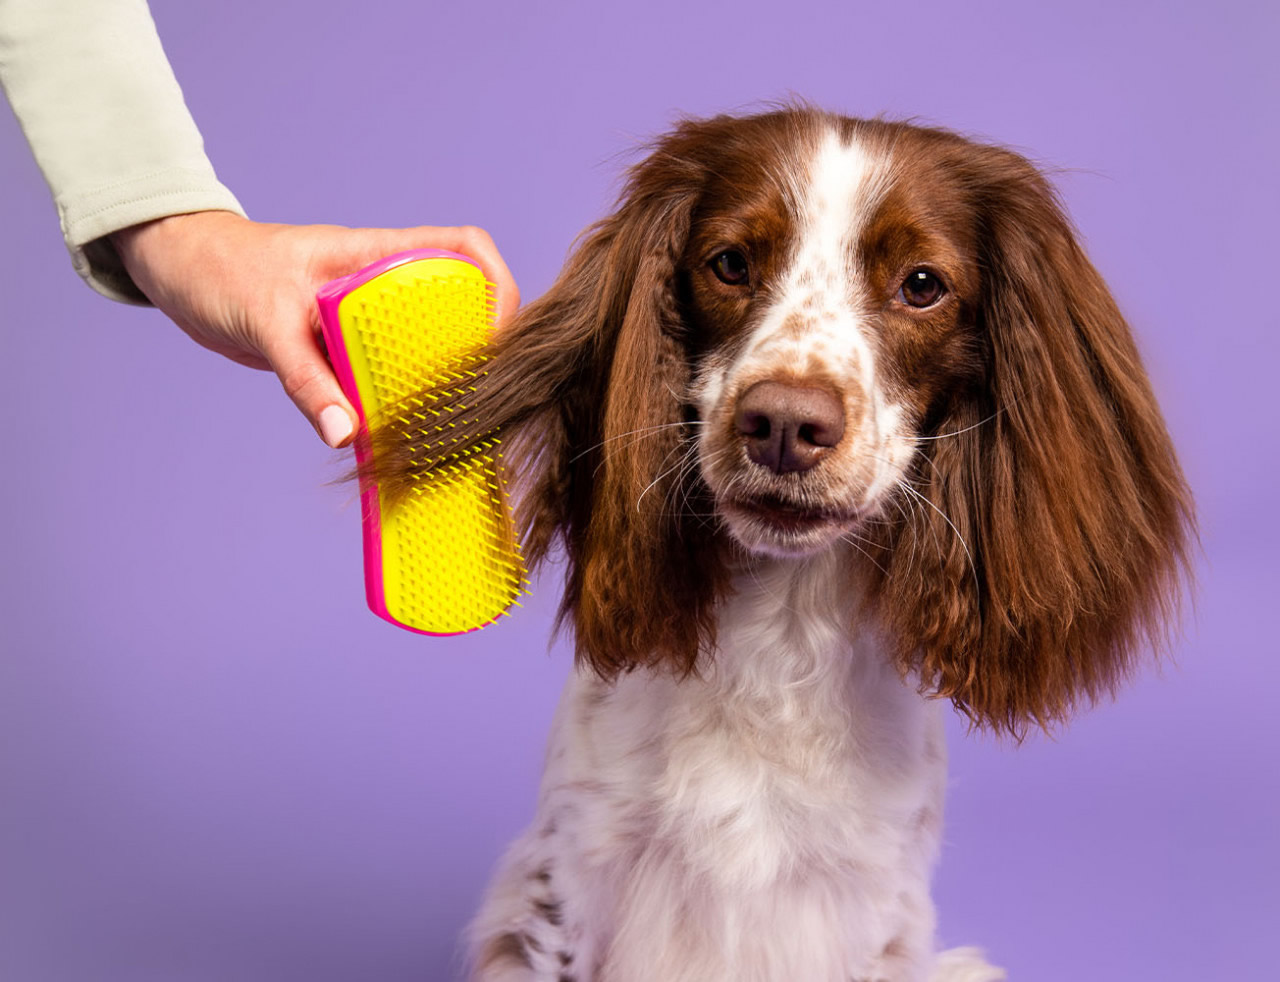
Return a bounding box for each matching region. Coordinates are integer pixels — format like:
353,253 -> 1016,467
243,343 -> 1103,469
367,119 -> 742,678
363,108 -> 1194,733
857,133 -> 1195,734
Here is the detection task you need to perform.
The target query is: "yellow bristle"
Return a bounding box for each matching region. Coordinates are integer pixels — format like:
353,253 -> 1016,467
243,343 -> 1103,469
333,256 -> 529,634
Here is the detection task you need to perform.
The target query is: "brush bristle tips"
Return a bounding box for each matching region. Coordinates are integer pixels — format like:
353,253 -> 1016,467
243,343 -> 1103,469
335,257 -> 528,634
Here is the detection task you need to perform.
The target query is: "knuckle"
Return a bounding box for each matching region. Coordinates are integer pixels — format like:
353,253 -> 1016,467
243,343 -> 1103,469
278,362 -> 326,403
458,224 -> 492,247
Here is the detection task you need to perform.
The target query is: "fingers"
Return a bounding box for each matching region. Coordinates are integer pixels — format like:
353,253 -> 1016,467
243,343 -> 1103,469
278,222 -> 520,449
353,224 -> 521,328
117,214 -> 519,452
262,320 -> 357,449
441,225 -> 521,329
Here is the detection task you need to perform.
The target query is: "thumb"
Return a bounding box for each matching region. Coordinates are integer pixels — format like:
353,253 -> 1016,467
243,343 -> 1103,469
263,320 -> 358,448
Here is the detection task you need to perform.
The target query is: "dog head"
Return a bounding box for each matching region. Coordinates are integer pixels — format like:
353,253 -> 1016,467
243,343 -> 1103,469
373,108 -> 1194,733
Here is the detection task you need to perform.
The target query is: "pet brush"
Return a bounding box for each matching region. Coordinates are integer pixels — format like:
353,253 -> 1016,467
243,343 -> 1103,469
317,249 -> 527,635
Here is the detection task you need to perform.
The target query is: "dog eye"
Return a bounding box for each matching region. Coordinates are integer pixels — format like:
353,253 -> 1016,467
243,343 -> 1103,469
711,250 -> 751,286
897,269 -> 945,308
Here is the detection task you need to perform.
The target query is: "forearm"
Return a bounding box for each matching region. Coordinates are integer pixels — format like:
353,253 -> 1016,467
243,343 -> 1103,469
0,0 -> 244,303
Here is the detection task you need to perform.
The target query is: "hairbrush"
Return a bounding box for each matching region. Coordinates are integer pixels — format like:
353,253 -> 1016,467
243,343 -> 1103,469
317,249 -> 527,635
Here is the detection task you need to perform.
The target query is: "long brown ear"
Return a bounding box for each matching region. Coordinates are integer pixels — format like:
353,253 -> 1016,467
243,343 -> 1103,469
372,124 -> 724,678
559,208 -> 727,678
524,173 -> 731,679
879,145 -> 1195,735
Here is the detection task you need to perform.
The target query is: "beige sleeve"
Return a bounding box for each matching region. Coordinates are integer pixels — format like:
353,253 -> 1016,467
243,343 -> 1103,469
0,0 -> 246,303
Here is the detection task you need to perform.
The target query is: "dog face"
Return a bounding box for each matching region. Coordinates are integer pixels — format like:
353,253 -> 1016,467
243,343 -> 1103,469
680,123 -> 986,560
373,108 -> 1193,734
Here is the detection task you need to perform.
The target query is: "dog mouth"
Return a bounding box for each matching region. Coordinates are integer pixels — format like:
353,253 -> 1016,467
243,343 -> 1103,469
720,493 -> 860,556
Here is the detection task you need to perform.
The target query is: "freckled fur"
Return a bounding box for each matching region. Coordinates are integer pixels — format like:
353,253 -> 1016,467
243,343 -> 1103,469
366,107 -> 1193,980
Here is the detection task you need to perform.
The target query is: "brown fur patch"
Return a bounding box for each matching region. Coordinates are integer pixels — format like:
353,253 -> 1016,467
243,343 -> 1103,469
362,108 -> 1194,734
855,125 -> 1195,734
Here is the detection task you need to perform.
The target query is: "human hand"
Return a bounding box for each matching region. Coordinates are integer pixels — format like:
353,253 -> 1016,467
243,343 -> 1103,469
110,211 -> 520,447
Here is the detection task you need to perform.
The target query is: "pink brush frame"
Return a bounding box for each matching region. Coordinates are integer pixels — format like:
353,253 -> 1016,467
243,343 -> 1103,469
317,248 -> 486,635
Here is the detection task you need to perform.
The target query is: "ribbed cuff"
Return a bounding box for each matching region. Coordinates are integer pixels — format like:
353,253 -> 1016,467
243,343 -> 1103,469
60,162 -> 246,304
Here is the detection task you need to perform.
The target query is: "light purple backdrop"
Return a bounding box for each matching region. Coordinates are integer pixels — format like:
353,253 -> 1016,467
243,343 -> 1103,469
2,1 -> 1276,979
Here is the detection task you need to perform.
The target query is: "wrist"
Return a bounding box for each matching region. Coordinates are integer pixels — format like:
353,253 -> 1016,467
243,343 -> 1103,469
112,210 -> 247,271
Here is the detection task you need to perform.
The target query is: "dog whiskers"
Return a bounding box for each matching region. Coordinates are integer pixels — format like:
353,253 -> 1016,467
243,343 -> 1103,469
896,480 -> 979,596
576,420 -> 705,474
910,408 -> 1006,442
662,440 -> 723,522
638,435 -> 706,513
839,530 -> 888,576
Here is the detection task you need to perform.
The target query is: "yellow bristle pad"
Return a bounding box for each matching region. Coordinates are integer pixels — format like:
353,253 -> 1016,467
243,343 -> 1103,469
335,257 -> 527,634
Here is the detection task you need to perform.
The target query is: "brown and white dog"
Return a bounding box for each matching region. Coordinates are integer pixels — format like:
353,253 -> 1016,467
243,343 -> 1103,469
373,107 -> 1193,981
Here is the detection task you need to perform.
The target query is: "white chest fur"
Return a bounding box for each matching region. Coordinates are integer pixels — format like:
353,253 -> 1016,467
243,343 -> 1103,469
471,553 -> 952,982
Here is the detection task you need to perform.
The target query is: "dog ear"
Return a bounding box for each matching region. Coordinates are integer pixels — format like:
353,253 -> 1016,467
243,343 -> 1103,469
486,129 -> 725,680
879,146 -> 1195,735
364,122 -> 729,678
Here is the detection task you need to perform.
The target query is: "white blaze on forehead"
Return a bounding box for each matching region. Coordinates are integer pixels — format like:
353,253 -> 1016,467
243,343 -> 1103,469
735,124 -> 891,392
790,125 -> 887,296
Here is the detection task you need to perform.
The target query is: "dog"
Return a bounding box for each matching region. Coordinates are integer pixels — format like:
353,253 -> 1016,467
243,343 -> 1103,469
371,107 -> 1193,981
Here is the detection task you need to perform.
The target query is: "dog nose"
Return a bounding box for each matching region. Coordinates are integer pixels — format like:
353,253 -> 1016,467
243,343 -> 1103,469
734,381 -> 845,474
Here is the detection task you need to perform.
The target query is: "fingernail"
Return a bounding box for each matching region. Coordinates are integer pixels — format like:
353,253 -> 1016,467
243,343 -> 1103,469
319,405 -> 354,447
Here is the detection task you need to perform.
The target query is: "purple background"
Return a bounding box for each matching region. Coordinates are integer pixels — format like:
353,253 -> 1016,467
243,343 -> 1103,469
2,1 -> 1276,979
